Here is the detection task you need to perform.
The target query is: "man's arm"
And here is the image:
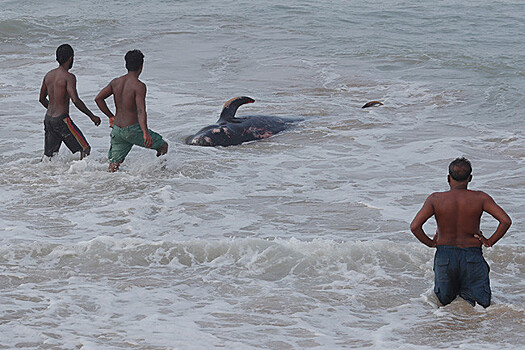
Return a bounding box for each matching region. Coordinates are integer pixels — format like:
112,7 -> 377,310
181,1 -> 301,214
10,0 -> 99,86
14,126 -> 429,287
66,74 -> 101,126
95,82 -> 115,126
135,83 -> 153,148
39,78 -> 49,109
410,195 -> 437,247
475,193 -> 512,247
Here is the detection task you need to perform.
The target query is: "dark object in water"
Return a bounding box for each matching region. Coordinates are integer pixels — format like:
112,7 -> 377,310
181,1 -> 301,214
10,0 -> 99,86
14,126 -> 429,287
362,101 -> 383,108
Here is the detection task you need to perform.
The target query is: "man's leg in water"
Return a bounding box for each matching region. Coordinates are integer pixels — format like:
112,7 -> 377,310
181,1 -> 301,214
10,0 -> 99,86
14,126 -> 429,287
80,146 -> 91,160
156,141 -> 168,157
108,126 -> 133,172
109,160 -> 123,172
61,115 -> 91,159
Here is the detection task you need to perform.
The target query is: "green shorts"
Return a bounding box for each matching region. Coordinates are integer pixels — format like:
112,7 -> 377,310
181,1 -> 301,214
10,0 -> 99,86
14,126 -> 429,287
108,123 -> 165,163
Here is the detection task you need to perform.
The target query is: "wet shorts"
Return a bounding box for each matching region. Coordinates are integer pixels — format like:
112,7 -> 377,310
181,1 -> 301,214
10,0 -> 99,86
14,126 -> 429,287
108,123 -> 164,163
44,113 -> 90,156
434,245 -> 491,308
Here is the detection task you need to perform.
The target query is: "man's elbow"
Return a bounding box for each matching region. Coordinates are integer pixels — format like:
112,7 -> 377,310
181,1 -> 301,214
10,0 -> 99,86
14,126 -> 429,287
71,97 -> 81,106
409,221 -> 419,234
503,217 -> 512,229
94,93 -> 104,104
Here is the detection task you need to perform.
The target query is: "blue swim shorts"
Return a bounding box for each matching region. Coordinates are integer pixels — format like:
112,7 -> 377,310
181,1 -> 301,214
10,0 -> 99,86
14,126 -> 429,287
434,245 -> 491,308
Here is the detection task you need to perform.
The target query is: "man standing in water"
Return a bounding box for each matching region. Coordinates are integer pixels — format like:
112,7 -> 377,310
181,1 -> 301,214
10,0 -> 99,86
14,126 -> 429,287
39,44 -> 101,159
410,157 -> 511,308
95,50 -> 168,172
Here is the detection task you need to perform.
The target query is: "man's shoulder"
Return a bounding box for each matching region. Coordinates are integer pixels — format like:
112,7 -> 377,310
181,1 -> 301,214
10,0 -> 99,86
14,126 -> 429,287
427,190 -> 471,201
44,68 -> 75,83
108,76 -> 123,88
44,68 -> 58,80
114,75 -> 145,88
135,78 -> 146,88
133,78 -> 146,93
428,191 -> 445,199
443,189 -> 492,202
112,74 -> 127,83
467,189 -> 491,197
57,69 -> 76,82
424,191 -> 442,207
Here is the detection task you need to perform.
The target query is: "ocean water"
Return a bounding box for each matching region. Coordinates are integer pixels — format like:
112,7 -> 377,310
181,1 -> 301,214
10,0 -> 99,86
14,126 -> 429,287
1,0 -> 524,349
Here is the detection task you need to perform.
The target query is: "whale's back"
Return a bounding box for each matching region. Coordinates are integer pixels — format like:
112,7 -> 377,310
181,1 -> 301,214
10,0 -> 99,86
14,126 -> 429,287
186,115 -> 299,147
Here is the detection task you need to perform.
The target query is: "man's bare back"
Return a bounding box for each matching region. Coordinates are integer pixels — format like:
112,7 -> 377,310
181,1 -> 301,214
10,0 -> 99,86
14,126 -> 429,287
104,74 -> 146,128
420,189 -> 507,247
410,158 -> 511,248
95,70 -> 153,148
40,67 -> 73,117
39,57 -> 100,124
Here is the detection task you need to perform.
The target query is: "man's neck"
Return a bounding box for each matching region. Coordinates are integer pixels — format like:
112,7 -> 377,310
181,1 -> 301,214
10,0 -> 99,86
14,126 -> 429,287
127,71 -> 140,79
449,182 -> 469,190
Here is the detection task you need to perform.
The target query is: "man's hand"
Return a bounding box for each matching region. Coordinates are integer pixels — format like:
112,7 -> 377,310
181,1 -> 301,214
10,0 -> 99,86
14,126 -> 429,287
91,115 -> 101,126
143,132 -> 153,148
109,117 -> 114,128
474,232 -> 492,247
431,233 -> 438,248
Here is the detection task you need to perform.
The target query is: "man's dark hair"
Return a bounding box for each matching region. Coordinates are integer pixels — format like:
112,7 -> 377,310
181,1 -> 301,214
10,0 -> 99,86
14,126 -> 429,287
56,44 -> 74,65
449,157 -> 472,181
125,50 -> 144,72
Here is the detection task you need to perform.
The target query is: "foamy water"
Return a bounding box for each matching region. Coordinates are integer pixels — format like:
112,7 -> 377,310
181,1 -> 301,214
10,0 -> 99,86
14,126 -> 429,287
1,0 -> 524,348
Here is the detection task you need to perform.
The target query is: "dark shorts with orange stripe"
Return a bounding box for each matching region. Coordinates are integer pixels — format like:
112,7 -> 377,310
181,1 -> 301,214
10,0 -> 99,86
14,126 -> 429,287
44,113 -> 90,157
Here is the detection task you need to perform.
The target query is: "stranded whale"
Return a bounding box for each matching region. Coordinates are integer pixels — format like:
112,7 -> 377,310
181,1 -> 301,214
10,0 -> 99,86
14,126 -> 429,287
185,96 -> 299,147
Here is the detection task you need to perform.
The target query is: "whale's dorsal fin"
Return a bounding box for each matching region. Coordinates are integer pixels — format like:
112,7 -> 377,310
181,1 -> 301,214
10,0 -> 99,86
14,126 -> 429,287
218,96 -> 255,123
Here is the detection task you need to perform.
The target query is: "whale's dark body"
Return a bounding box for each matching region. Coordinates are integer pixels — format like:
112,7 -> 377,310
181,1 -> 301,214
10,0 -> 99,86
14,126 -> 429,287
185,97 -> 299,147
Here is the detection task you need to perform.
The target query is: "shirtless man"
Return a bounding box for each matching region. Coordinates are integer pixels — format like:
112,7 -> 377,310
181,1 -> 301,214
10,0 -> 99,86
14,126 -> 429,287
39,44 -> 101,159
95,49 -> 168,172
410,157 -> 511,307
